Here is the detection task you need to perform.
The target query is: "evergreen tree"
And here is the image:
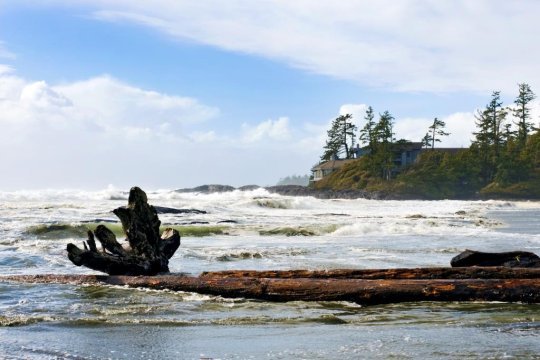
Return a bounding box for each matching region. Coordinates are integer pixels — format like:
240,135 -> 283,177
320,114 -> 357,161
321,119 -> 341,161
421,132 -> 432,149
373,111 -> 395,180
513,83 -> 536,147
339,114 -> 357,158
472,91 -> 507,183
374,111 -> 395,144
359,106 -> 376,153
428,118 -> 450,149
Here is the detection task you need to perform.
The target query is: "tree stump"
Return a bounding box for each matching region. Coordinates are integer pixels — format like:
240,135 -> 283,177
66,187 -> 180,275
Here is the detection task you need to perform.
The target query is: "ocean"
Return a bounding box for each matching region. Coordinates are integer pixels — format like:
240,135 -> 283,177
1,187 -> 539,359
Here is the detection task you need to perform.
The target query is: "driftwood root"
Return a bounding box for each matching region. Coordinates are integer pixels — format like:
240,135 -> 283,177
66,187 -> 181,275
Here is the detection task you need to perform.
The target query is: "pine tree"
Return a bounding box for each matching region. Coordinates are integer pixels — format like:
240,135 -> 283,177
472,91 -> 507,183
374,111 -> 394,144
359,106 -> 376,154
428,118 -> 450,149
421,132 -> 432,149
513,83 -> 536,147
321,119 -> 341,161
339,114 -> 357,158
320,114 -> 357,161
373,111 -> 395,180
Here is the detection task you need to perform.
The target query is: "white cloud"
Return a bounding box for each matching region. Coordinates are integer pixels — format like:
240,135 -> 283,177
21,81 -> 72,108
50,0 -> 540,94
395,113 -> 476,147
0,72 -> 218,137
0,69 -> 224,188
189,130 -> 217,143
241,117 -> 291,143
0,68 -> 321,189
0,64 -> 14,75
339,104 -> 369,129
55,75 -> 219,133
0,41 -> 15,59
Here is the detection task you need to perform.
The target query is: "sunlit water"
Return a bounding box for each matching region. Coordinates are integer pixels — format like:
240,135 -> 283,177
0,188 -> 539,359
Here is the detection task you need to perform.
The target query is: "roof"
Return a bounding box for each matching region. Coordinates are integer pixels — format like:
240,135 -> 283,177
311,159 -> 357,171
394,142 -> 423,151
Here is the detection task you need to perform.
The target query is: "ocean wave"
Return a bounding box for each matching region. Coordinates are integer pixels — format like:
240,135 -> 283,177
255,198 -> 292,209
24,222 -> 230,239
184,247 -> 311,262
329,217 -> 496,237
0,185 -> 128,202
25,224 -> 90,239
0,314 -> 55,327
259,227 -> 315,236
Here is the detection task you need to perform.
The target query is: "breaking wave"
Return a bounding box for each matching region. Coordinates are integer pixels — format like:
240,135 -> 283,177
24,223 -> 231,239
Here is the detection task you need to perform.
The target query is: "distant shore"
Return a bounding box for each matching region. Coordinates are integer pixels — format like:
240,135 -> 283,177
174,184 -> 537,201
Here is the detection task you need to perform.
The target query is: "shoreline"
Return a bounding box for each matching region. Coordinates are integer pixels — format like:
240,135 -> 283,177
175,184 -> 540,201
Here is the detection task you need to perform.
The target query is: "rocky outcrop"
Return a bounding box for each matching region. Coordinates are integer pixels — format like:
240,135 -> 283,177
175,184 -> 236,193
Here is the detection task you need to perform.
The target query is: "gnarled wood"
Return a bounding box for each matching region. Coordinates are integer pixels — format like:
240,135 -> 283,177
66,187 -> 181,275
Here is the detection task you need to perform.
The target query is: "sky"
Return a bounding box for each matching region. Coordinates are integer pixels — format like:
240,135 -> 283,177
1,1 -> 540,190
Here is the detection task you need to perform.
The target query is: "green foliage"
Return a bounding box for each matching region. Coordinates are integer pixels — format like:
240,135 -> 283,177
321,114 -> 357,161
371,111 -> 395,180
427,117 -> 450,149
359,106 -> 376,153
472,91 -> 509,183
513,83 -> 536,147
394,149 -> 480,198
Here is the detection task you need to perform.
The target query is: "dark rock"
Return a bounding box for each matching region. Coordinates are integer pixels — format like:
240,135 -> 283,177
451,249 -> 540,268
175,184 -> 236,193
154,206 -> 207,214
238,185 -> 262,191
218,220 -> 239,224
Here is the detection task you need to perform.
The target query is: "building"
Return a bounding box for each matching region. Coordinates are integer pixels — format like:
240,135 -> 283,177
393,142 -> 423,168
311,143 -> 466,182
310,159 -> 357,182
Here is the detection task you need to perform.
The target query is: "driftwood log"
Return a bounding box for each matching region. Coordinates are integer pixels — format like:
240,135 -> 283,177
3,267 -> 540,305
66,187 -> 180,275
451,249 -> 540,268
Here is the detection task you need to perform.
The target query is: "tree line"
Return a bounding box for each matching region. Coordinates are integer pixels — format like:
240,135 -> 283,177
321,105 -> 451,180
318,83 -> 539,197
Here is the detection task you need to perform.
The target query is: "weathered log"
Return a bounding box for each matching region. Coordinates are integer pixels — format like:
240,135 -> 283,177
66,187 -> 181,275
2,273 -> 540,305
451,250 -> 540,268
201,267 -> 540,279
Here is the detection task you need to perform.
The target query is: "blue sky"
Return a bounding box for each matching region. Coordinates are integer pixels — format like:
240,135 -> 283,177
1,1 -> 539,190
